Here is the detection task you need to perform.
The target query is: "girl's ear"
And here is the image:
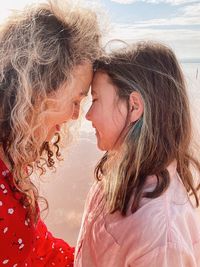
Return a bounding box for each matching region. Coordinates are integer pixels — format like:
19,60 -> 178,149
129,91 -> 144,123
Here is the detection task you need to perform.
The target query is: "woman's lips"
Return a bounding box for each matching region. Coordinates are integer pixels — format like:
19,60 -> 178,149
55,124 -> 60,131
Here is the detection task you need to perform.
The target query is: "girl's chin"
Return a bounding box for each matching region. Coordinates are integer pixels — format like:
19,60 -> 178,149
97,138 -> 115,151
96,139 -> 108,151
95,132 -> 107,151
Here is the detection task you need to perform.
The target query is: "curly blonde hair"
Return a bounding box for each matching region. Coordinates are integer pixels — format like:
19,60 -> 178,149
0,0 -> 102,222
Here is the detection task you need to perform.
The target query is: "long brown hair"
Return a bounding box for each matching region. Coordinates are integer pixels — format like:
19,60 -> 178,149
0,0 -> 102,221
94,41 -> 200,215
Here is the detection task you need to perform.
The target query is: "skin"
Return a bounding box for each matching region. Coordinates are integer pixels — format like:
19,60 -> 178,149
86,72 -> 128,151
44,62 -> 93,141
86,71 -> 144,151
0,62 -> 93,168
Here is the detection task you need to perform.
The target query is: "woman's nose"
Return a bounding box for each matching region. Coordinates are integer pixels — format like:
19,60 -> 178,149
85,107 -> 92,121
71,105 -> 80,120
72,112 -> 79,120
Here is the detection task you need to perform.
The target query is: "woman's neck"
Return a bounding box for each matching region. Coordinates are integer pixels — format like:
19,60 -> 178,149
0,146 -> 12,171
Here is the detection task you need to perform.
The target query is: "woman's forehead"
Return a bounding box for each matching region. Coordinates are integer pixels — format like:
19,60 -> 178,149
91,72 -> 111,92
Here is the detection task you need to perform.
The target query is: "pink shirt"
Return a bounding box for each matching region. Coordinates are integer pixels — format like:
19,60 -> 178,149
75,161 -> 200,266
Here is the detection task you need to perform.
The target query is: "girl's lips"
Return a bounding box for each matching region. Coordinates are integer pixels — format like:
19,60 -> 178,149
92,125 -> 100,137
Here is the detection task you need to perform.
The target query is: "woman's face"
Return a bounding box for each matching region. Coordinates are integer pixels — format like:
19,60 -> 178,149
42,62 -> 93,141
86,72 -> 128,151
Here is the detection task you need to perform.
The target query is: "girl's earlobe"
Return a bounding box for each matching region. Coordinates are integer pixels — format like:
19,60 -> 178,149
130,106 -> 135,112
129,92 -> 144,123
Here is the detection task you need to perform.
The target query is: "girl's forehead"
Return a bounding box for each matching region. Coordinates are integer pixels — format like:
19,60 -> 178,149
92,72 -> 110,89
91,85 -> 98,95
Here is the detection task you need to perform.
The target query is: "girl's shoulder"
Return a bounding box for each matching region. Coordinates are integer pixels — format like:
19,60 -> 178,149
85,181 -> 104,210
103,172 -> 200,257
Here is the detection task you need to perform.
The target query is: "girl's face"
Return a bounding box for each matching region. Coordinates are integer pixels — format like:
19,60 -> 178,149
86,72 -> 128,151
42,62 -> 93,141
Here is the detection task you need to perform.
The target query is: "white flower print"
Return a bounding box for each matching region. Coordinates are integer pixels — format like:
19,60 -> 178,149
0,184 -> 5,190
2,259 -> 9,264
8,208 -> 14,214
3,227 -> 8,234
2,170 -> 8,177
59,248 -> 64,254
19,244 -> 24,250
18,238 -> 25,250
18,238 -> 23,244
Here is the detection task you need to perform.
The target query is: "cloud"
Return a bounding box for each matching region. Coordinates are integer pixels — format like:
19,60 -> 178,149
105,1 -> 200,59
111,3 -> 200,28
181,2 -> 200,17
111,0 -> 137,3
111,0 -> 198,5
105,23 -> 200,59
134,17 -> 200,27
109,24 -> 200,43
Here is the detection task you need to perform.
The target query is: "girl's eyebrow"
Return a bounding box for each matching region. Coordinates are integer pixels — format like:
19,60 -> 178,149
91,89 -> 97,96
80,90 -> 88,97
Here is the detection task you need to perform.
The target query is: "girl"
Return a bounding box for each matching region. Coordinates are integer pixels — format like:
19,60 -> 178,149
0,1 -> 101,266
75,42 -> 200,266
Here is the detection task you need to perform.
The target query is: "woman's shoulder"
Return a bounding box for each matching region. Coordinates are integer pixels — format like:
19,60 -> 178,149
0,158 -> 36,265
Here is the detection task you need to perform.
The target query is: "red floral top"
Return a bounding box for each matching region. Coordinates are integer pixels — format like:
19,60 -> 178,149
0,158 -> 74,266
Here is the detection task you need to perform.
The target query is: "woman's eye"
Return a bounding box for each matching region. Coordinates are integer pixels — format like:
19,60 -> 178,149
73,101 -> 80,106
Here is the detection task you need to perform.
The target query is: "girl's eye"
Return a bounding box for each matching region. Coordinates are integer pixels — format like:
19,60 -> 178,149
92,99 -> 97,103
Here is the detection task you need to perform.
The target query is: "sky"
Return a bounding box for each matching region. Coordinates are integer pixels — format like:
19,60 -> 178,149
99,0 -> 200,61
0,0 -> 199,60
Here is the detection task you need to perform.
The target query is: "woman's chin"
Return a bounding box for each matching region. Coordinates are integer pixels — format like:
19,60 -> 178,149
45,128 -> 57,142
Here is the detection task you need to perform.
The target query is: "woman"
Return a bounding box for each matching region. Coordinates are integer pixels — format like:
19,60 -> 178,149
0,1 -> 101,266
